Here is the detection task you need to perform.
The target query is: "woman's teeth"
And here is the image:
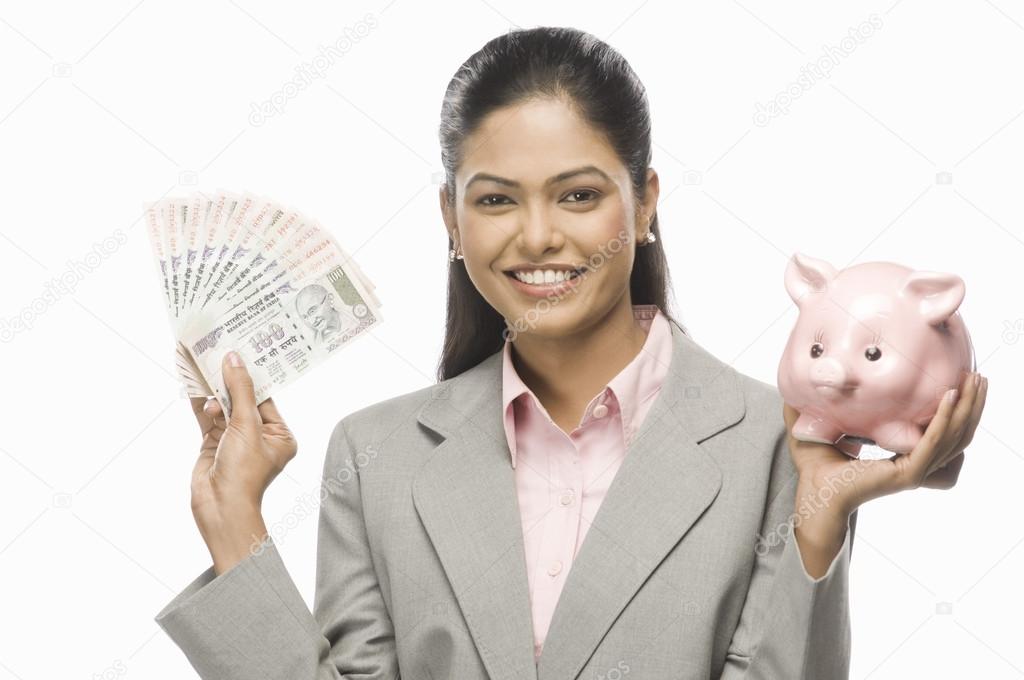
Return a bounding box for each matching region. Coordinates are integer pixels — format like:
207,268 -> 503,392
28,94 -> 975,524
511,269 -> 580,285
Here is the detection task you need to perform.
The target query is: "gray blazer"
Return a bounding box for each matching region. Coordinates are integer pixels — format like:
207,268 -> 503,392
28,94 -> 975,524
155,317 -> 856,679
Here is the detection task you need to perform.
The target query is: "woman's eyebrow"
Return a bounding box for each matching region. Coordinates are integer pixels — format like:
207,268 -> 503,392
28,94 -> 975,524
465,165 -> 610,189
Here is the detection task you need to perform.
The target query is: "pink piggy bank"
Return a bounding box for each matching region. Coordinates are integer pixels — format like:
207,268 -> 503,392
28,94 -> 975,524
777,253 -> 975,458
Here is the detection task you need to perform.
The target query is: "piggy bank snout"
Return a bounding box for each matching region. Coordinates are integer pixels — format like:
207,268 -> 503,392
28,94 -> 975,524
809,357 -> 851,388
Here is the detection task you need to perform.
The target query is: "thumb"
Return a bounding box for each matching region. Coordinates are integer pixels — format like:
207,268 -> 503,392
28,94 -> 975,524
222,350 -> 258,424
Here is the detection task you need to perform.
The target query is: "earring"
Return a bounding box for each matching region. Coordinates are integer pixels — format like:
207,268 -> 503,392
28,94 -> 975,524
637,214 -> 656,246
449,246 -> 464,261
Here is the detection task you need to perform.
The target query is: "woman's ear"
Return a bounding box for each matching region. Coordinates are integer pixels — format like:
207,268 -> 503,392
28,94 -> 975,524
638,167 -> 660,233
439,185 -> 457,243
645,167 -> 660,207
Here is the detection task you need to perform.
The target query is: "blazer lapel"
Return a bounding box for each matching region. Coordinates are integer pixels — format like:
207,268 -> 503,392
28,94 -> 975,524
413,353 -> 539,680
535,320 -> 744,680
413,319 -> 746,680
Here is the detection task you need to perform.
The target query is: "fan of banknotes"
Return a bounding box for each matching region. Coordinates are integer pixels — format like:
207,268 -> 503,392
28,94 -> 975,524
145,190 -> 382,416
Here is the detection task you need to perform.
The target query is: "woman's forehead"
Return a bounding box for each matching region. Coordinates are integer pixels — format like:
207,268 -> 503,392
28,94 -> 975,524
459,100 -> 623,186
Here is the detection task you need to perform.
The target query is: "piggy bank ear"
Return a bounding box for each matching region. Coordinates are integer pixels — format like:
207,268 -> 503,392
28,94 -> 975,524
900,271 -> 966,326
784,253 -> 837,306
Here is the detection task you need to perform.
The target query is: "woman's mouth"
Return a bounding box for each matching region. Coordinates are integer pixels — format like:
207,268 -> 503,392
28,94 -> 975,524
503,268 -> 586,297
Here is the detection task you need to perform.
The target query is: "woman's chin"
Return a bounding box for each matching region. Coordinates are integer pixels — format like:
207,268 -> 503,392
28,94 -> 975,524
501,307 -> 594,341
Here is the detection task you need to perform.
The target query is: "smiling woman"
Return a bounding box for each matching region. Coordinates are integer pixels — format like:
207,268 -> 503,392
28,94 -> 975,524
436,27 -> 676,382
154,24 -> 987,680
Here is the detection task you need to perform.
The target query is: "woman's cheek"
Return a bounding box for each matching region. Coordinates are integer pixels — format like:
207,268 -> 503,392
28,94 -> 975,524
590,203 -> 630,247
584,216 -> 632,273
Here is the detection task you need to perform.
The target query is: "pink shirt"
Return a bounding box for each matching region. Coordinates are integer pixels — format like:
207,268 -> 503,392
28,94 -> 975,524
501,304 -> 674,661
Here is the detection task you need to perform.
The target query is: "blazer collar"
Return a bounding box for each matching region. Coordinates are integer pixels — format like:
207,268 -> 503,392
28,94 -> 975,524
413,318 -> 745,680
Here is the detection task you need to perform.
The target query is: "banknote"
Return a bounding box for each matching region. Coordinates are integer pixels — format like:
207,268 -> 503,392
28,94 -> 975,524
146,189 -> 383,415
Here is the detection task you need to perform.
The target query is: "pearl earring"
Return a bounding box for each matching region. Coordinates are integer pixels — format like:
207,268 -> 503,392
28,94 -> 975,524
449,246 -> 464,261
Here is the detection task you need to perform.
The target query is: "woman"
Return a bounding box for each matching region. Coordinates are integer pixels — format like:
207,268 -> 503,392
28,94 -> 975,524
155,27 -> 988,679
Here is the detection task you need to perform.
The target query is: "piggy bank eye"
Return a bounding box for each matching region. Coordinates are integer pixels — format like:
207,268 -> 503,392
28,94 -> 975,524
865,346 -> 882,361
810,342 -> 824,358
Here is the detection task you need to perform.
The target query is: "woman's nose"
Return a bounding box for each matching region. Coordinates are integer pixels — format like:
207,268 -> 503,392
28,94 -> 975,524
518,208 -> 562,254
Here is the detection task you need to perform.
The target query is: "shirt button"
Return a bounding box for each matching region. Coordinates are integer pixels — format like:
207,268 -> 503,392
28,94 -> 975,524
592,404 -> 609,418
548,561 -> 563,576
559,489 -> 574,506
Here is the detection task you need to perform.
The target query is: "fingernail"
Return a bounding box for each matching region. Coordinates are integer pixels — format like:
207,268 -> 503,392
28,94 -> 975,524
227,350 -> 243,367
203,399 -> 215,413
974,373 -> 981,387
946,388 -> 958,403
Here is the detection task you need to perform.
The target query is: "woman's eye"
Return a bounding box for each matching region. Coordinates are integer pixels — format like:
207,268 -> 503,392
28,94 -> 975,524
477,194 -> 512,207
563,189 -> 599,203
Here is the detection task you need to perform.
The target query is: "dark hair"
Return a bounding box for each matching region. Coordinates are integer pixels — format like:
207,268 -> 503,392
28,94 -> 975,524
436,26 -> 679,381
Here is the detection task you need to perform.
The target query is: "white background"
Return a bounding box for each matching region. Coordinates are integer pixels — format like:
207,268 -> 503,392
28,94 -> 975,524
1,1 -> 1022,678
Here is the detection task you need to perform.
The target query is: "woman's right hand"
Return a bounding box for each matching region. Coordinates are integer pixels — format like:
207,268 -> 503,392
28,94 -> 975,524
189,350 -> 298,574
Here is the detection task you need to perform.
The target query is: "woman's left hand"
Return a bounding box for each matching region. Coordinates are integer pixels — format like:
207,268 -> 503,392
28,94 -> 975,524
782,370 -> 988,577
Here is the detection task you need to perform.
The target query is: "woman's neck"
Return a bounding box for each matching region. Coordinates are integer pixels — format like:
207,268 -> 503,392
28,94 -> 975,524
508,297 -> 649,433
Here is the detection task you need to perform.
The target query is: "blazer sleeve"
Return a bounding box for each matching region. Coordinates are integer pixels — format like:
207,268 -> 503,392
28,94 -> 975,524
717,422 -> 856,680
153,418 -> 400,679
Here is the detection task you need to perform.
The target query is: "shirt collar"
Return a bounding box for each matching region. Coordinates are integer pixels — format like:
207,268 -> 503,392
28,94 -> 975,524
501,304 -> 673,468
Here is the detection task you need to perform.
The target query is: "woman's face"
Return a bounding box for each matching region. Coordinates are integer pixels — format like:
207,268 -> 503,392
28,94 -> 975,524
440,97 -> 659,340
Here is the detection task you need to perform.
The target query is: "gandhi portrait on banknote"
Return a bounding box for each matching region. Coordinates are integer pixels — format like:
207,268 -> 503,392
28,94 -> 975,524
296,283 -> 345,345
